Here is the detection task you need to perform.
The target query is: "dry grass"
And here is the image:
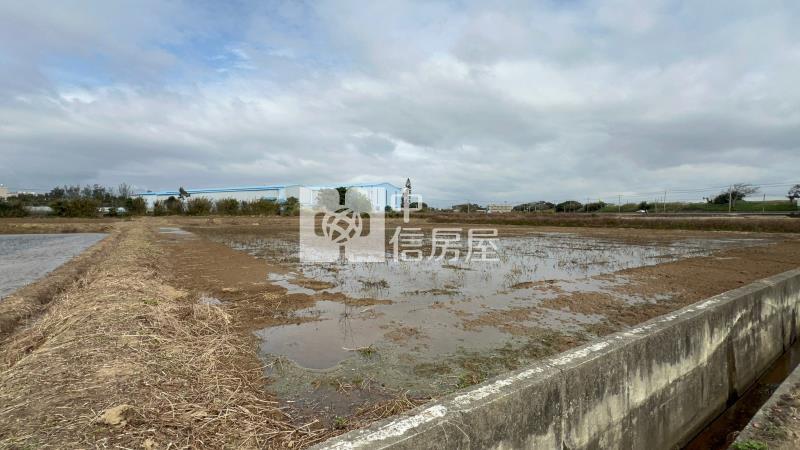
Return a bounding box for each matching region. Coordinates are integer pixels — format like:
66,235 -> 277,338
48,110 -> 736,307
0,222 -> 430,448
0,225 -> 326,448
429,212 -> 800,233
0,218 -> 116,235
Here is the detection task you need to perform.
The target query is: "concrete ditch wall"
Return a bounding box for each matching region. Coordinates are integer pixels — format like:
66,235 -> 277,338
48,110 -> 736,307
314,269 -> 800,450
733,345 -> 800,447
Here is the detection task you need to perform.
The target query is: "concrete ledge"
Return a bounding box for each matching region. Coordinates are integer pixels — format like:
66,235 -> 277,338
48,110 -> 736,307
314,269 -> 800,450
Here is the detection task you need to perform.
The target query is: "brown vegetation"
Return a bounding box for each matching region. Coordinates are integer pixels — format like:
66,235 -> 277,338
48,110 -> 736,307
0,224 -> 325,448
430,212 -> 800,233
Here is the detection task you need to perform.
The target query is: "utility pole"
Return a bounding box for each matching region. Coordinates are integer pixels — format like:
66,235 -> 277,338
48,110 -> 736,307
663,190 -> 667,213
763,193 -> 766,213
618,195 -> 621,213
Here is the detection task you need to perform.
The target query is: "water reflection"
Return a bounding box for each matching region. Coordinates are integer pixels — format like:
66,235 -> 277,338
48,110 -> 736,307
212,232 -> 769,370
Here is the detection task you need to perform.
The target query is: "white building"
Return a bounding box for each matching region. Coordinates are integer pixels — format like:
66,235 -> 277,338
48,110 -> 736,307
0,185 -> 8,200
487,203 -> 513,213
134,182 -> 402,212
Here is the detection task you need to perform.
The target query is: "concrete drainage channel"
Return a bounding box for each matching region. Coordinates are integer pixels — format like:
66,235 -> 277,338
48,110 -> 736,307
313,269 -> 800,450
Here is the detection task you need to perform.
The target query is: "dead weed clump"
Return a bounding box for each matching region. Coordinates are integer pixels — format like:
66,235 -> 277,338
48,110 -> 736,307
0,225 -> 323,449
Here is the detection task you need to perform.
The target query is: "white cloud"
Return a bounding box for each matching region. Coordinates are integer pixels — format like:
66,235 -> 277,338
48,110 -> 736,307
0,0 -> 799,205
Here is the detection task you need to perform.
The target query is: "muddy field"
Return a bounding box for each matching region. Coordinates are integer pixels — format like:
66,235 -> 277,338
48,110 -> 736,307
2,216 -> 800,448
164,218 -> 800,420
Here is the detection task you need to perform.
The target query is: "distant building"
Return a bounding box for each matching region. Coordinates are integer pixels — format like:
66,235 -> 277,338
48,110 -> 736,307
0,184 -> 8,200
134,182 -> 402,212
25,206 -> 54,215
487,203 -> 513,213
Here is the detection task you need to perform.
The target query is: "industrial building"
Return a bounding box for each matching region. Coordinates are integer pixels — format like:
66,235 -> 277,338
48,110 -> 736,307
134,182 -> 402,212
0,184 -> 8,200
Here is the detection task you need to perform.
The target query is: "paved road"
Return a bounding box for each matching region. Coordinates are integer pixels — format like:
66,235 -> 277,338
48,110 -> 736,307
0,233 -> 106,300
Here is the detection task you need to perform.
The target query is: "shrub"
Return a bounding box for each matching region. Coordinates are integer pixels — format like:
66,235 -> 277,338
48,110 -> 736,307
281,196 -> 300,216
241,198 -> 279,215
164,196 -> 184,215
555,200 -> 583,212
49,198 -> 100,217
731,441 -> 768,450
215,198 -> 240,215
0,199 -> 27,217
125,197 -> 148,216
186,197 -> 213,215
152,200 -> 167,216
583,201 -> 607,212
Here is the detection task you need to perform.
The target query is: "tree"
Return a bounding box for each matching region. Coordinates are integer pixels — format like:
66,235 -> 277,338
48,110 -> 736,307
584,201 -> 607,212
335,186 -> 348,205
513,201 -> 554,212
788,184 -> 800,204
452,203 -> 481,213
555,201 -> 582,212
49,198 -> 99,217
282,196 -> 300,215
49,186 -> 66,199
637,201 -> 652,211
346,190 -> 374,214
117,183 -> 132,198
0,199 -> 27,217
125,197 -> 147,215
712,183 -> 759,208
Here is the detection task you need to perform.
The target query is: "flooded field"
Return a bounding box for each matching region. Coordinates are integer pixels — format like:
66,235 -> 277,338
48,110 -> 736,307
186,225 -> 775,416
0,233 -> 106,299
4,217 -> 800,448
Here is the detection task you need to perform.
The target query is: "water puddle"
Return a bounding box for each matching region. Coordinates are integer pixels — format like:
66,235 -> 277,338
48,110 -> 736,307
0,233 -> 106,299
241,233 -> 770,371
204,229 -> 773,410
158,227 -> 194,236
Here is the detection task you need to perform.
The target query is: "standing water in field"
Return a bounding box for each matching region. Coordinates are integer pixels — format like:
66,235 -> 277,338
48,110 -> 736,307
198,228 -> 773,411
214,232 -> 769,367
0,233 -> 106,299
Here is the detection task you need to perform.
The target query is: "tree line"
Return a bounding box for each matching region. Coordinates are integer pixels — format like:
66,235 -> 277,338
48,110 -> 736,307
457,184 -> 800,214
0,183 -> 301,218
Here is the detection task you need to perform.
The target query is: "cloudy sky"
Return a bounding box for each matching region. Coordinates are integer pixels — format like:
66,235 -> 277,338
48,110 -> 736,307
1,0 -> 798,206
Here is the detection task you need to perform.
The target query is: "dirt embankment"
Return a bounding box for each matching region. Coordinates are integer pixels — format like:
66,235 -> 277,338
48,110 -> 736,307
430,212 -> 800,233
0,223 -> 325,449
0,217 -> 117,235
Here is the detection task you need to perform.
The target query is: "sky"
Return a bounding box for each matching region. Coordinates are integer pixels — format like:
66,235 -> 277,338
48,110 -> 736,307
0,0 -> 798,206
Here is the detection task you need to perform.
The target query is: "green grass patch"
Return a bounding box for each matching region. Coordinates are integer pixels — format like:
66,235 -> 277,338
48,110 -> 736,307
731,440 -> 769,450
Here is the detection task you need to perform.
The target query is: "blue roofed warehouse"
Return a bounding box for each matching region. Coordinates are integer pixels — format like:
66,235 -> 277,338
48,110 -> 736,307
134,182 -> 402,212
